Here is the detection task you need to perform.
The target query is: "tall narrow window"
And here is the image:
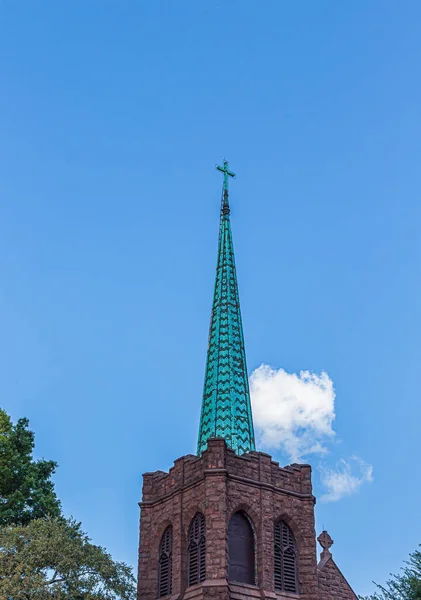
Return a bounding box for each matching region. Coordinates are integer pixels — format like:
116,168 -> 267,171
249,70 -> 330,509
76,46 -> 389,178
188,513 -> 206,586
158,526 -> 173,597
228,511 -> 256,585
274,520 -> 298,593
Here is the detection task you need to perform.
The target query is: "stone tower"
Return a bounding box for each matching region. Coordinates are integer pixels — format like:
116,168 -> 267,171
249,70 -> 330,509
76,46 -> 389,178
137,162 -> 358,600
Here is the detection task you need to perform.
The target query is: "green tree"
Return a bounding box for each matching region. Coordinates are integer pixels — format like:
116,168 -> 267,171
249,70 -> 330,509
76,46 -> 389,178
360,547 -> 421,600
0,410 -> 136,599
0,409 -> 61,527
0,517 -> 136,599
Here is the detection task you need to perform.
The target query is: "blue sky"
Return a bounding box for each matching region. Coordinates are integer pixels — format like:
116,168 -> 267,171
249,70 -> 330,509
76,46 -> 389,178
1,1 -> 420,596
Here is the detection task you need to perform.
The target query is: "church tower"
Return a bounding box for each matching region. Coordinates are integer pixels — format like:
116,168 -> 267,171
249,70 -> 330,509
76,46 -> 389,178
137,162 -> 358,600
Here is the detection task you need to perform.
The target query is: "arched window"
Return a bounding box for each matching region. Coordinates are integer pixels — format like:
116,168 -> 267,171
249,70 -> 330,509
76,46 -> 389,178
158,526 -> 173,597
228,511 -> 256,585
188,512 -> 206,586
274,520 -> 298,593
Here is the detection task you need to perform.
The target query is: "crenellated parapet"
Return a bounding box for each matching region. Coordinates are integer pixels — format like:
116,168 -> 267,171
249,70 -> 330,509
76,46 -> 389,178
141,439 -> 314,505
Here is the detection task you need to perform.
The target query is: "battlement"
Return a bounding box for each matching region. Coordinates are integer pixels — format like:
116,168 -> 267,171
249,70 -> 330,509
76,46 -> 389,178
141,438 -> 313,504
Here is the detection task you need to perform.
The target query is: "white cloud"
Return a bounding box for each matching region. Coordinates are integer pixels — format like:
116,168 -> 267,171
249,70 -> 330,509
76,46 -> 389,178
249,364 -> 373,502
250,364 -> 336,462
319,457 -> 373,502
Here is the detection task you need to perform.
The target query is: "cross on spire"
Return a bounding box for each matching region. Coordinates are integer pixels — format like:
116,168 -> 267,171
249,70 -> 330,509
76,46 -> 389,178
216,159 -> 236,192
216,159 -> 236,216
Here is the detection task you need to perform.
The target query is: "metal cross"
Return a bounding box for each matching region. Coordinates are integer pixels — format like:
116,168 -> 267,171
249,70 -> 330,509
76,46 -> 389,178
318,531 -> 334,552
216,159 -> 236,192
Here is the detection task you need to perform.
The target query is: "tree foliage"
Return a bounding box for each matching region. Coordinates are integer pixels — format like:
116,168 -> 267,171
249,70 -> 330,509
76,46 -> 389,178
0,517 -> 136,599
360,547 -> 421,600
0,409 -> 61,527
0,409 -> 136,599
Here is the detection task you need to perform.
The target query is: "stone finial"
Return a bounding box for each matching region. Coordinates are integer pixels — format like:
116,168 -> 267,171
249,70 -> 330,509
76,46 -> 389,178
318,530 -> 334,560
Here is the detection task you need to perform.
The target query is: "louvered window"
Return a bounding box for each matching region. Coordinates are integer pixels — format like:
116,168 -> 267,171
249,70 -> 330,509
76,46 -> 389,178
228,512 -> 256,585
274,520 -> 298,593
188,513 -> 206,586
158,526 -> 173,597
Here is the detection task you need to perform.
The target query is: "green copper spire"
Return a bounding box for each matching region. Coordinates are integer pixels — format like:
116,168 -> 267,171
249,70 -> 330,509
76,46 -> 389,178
197,160 -> 255,456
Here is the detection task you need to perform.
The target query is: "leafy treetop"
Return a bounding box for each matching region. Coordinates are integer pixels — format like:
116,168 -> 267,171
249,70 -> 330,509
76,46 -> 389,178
0,408 -> 61,527
360,546 -> 421,600
0,516 -> 136,599
0,409 -> 136,599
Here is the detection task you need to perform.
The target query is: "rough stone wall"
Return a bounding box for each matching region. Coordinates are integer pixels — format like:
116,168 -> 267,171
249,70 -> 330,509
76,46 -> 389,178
137,439 -> 319,600
317,558 -> 358,600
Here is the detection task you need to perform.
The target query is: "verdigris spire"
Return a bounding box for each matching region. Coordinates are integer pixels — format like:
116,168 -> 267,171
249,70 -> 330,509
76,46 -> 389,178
197,160 -> 255,456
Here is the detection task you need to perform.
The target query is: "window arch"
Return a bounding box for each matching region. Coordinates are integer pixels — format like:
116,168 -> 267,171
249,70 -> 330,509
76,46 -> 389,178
228,511 -> 256,585
274,520 -> 298,593
158,526 -> 173,597
188,512 -> 206,586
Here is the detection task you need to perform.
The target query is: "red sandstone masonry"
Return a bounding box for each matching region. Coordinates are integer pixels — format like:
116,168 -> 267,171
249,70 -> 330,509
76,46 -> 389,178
317,557 -> 358,600
137,439 -> 322,600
